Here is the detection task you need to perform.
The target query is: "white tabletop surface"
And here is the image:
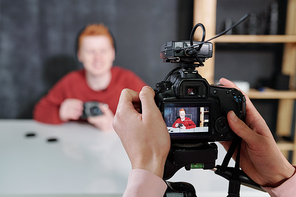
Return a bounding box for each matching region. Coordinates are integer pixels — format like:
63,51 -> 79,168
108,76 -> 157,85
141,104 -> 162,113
0,120 -> 269,197
167,127 -> 208,133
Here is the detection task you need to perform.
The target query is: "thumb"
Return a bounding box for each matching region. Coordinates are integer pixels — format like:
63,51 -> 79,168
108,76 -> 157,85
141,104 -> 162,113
99,103 -> 114,116
227,111 -> 255,143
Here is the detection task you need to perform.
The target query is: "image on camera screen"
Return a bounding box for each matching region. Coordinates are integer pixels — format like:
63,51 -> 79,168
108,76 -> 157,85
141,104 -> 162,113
163,103 -> 210,133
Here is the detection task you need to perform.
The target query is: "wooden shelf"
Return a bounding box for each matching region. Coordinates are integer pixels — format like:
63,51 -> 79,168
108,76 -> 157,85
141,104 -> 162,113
214,35 -> 296,43
194,0 -> 296,164
277,141 -> 295,151
247,88 -> 296,99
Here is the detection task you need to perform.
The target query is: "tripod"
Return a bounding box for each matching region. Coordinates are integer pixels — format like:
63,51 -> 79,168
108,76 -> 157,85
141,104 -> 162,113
163,138 -> 265,197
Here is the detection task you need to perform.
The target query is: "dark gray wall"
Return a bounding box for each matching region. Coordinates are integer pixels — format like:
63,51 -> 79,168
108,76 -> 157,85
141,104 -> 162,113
0,0 -> 193,118
1,0 -> 285,134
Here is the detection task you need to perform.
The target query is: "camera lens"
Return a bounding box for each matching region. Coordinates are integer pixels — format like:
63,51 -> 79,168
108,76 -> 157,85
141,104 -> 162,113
90,107 -> 100,115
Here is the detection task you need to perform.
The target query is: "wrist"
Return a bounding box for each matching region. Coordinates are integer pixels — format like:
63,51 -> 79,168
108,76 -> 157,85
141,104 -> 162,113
132,156 -> 166,178
59,115 -> 67,122
59,114 -> 68,122
276,165 -> 296,186
263,164 -> 295,187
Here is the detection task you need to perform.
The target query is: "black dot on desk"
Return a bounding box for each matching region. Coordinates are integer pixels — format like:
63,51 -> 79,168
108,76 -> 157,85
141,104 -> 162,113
47,138 -> 58,143
25,132 -> 36,138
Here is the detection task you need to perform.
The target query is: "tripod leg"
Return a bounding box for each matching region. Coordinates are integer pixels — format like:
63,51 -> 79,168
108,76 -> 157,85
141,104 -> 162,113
164,181 -> 197,197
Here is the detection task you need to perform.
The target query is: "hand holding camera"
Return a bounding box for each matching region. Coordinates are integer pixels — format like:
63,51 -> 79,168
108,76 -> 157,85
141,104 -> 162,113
219,78 -> 295,187
176,123 -> 185,130
59,100 -> 114,131
87,103 -> 114,131
114,14 -> 296,197
59,98 -> 84,122
113,86 -> 170,178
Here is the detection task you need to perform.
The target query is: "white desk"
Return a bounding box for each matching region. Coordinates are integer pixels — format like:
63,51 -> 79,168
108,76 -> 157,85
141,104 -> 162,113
0,120 -> 129,196
0,120 -> 269,197
167,127 -> 208,133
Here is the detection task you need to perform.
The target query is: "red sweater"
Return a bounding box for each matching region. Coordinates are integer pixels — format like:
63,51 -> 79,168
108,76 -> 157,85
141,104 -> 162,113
33,66 -> 146,124
172,117 -> 196,129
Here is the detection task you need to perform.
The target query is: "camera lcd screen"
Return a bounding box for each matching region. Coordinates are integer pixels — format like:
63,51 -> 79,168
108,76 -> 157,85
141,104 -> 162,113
163,102 -> 210,134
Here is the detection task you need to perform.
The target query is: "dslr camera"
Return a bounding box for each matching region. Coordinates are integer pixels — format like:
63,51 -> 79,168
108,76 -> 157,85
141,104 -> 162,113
155,41 -> 246,144
80,101 -> 103,119
158,16 -> 264,197
155,27 -> 246,180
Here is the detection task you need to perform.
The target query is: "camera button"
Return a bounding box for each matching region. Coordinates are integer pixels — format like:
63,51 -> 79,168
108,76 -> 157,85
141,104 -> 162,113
215,117 -> 230,134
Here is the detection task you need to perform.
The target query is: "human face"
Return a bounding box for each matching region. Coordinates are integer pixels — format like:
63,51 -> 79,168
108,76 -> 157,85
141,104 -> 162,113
77,35 -> 115,77
179,111 -> 185,119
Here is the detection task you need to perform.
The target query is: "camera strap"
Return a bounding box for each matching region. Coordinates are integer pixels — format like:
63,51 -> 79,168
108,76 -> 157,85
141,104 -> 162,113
220,137 -> 242,197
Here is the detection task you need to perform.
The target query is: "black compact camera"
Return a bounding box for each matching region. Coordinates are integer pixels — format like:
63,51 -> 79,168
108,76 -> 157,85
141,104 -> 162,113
177,123 -> 184,128
80,101 -> 103,119
154,24 -> 246,180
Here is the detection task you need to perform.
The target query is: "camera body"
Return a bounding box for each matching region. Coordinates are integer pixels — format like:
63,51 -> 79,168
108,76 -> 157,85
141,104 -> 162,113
155,40 -> 246,145
155,70 -> 245,144
160,17 -> 252,195
80,101 -> 103,119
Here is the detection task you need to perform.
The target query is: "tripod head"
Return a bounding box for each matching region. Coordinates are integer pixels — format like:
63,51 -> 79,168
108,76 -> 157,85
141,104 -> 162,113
164,143 -> 217,180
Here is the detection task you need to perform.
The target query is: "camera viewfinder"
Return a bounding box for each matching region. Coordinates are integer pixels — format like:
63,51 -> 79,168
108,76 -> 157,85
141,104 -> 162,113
187,87 -> 197,96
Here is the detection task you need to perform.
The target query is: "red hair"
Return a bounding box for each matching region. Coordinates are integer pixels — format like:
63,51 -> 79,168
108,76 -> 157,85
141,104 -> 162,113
77,24 -> 114,50
179,108 -> 185,113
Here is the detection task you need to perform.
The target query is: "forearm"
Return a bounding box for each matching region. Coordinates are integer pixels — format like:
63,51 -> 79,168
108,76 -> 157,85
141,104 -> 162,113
123,169 -> 167,197
33,100 -> 64,124
124,169 -> 296,197
187,123 -> 196,129
172,120 -> 179,128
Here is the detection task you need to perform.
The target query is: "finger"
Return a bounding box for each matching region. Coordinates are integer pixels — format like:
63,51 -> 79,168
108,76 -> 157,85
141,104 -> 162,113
227,111 -> 261,143
219,78 -> 240,90
116,88 -> 140,114
87,116 -> 97,124
72,102 -> 83,113
69,100 -> 83,112
219,78 -> 262,129
73,104 -> 84,112
73,107 -> 83,118
138,86 -> 161,120
114,89 -> 140,132
74,99 -> 84,105
69,113 -> 81,120
98,103 -> 114,116
139,86 -> 155,107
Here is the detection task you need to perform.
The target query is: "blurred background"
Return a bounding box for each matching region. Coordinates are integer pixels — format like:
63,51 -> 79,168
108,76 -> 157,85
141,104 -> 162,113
0,0 -> 193,119
0,0 -> 291,133
1,0 -> 295,195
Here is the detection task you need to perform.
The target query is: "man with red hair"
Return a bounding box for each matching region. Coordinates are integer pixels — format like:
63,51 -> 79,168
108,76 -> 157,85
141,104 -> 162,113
33,24 -> 146,131
172,108 -> 196,129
